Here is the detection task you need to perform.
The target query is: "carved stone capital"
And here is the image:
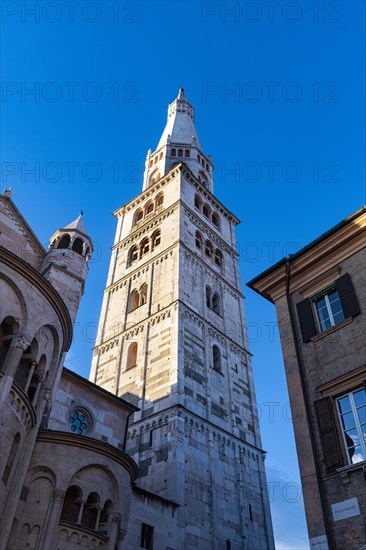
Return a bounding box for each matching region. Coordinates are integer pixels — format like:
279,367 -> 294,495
53,489 -> 65,502
15,336 -> 31,351
112,512 -> 121,523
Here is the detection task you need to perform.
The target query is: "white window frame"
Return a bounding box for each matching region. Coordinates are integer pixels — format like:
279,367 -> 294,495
336,388 -> 366,465
312,286 -> 344,332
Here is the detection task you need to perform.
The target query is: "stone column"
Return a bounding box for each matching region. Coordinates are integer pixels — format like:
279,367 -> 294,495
77,497 -> 87,524
24,360 -> 38,393
0,336 -> 31,408
107,513 -> 121,550
39,489 -> 65,549
94,504 -> 103,530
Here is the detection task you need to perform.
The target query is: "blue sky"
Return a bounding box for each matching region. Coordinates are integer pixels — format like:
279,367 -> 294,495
1,1 -> 365,547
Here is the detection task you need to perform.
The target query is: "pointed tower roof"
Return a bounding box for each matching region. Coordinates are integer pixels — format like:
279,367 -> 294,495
157,88 -> 201,149
64,211 -> 88,236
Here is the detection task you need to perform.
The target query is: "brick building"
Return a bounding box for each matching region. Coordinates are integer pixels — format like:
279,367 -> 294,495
248,207 -> 366,549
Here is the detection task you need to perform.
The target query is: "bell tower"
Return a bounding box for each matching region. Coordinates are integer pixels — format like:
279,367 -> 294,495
90,90 -> 274,550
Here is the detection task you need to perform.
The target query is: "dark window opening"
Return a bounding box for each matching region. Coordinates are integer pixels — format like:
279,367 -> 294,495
140,523 -> 153,549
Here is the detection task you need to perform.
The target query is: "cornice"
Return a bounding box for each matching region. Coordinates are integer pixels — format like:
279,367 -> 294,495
36,430 -> 139,481
248,211 -> 366,303
0,246 -> 73,350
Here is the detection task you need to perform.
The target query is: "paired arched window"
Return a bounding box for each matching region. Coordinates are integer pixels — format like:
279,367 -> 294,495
178,149 -> 183,157
128,229 -> 163,266
128,245 -> 139,266
127,342 -> 138,369
129,284 -> 148,312
205,240 -> 213,257
171,148 -> 176,156
202,204 -> 211,218
129,289 -> 140,312
213,345 -> 221,372
81,492 -> 100,529
60,486 -> 82,524
195,231 -> 203,249
206,287 -> 221,315
194,197 -> 221,231
140,238 -> 150,258
212,213 -> 220,228
156,193 -> 164,208
132,194 -> 164,227
145,201 -> 154,216
151,229 -> 161,250
60,487 -> 113,533
215,249 -> 223,267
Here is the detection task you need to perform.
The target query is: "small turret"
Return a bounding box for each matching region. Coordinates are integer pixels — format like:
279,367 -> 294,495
41,212 -> 93,323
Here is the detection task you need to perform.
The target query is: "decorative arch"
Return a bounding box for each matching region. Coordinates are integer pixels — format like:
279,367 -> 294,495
72,238 -> 84,255
206,286 -> 212,308
202,203 -> 211,218
212,212 -> 220,229
60,485 -> 83,524
134,208 -> 144,226
81,492 -> 100,529
57,234 -> 71,249
140,283 -> 148,306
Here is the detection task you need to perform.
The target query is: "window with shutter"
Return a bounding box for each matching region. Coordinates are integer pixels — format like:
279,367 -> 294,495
296,298 -> 317,342
314,397 -> 344,472
335,273 -> 360,318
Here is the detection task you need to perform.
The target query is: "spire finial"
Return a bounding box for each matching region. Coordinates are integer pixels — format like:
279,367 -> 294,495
177,88 -> 185,99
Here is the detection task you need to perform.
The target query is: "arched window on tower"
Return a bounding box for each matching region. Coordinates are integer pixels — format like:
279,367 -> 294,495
134,209 -> 144,226
140,237 -> 150,258
202,203 -> 211,218
171,148 -> 176,156
151,229 -> 161,250
57,234 -> 71,249
159,152 -> 163,160
185,149 -> 190,158
212,293 -> 220,315
145,201 -> 154,216
178,149 -> 183,157
140,284 -> 148,306
212,345 -> 221,372
129,289 -> 140,312
72,238 -> 84,255
215,249 -> 223,267
205,240 -> 213,258
212,212 -> 220,229
127,343 -> 138,370
195,231 -> 202,249
128,245 -> 139,266
155,193 -> 164,208
206,286 -> 212,308
194,194 -> 202,210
